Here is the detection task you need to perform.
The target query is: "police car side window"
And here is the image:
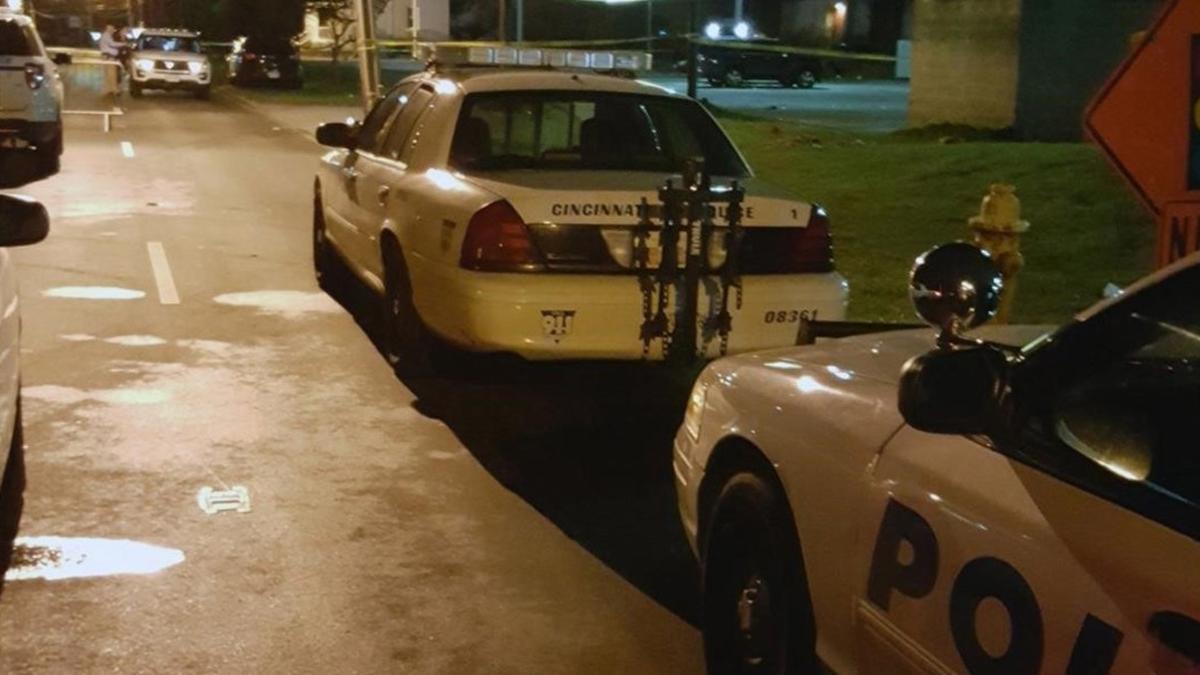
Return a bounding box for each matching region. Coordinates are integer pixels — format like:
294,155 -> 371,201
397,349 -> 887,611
1035,271 -> 1200,532
356,84 -> 415,156
379,86 -> 435,161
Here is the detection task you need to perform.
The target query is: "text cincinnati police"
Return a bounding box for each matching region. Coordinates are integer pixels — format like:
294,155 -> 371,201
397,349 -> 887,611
550,203 -> 755,220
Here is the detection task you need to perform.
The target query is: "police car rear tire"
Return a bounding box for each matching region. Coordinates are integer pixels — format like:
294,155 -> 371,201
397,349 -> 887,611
703,472 -> 818,675
312,193 -> 345,296
382,243 -> 436,378
0,401 -> 26,553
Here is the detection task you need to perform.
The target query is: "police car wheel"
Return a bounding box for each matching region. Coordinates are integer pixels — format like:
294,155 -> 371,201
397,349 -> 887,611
35,145 -> 59,176
382,244 -> 435,377
130,82 -> 143,98
703,472 -> 817,675
312,193 -> 344,295
722,69 -> 745,88
0,400 -> 25,552
796,70 -> 816,89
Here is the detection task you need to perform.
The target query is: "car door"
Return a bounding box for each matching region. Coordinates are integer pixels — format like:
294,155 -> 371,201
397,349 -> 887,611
351,83 -> 433,279
855,267 -> 1200,675
323,85 -> 410,270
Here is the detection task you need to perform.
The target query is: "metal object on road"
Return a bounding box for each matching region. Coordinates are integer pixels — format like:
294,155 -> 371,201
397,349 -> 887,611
634,159 -> 745,363
968,184 -> 1028,324
197,485 -> 251,515
59,56 -> 125,132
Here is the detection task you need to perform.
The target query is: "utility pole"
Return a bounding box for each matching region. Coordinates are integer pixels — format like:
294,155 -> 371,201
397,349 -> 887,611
686,0 -> 697,98
498,0 -> 506,42
353,0 -> 381,110
515,0 -> 522,42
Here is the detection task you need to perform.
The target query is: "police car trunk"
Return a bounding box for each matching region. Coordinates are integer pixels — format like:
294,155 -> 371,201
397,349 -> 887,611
420,70 -> 848,360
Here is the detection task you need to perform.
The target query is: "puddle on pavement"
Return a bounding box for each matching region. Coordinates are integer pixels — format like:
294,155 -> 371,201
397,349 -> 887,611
105,335 -> 168,347
4,536 -> 184,581
212,290 -> 340,318
43,286 -> 145,301
24,384 -> 170,406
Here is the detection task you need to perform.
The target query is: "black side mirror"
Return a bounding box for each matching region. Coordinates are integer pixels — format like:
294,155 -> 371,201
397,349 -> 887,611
898,346 -> 1008,435
316,121 -> 356,149
52,52 -> 72,66
0,195 -> 49,247
909,242 -> 1003,347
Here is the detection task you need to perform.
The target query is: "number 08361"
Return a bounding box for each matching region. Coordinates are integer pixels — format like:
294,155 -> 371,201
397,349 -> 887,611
763,309 -> 818,324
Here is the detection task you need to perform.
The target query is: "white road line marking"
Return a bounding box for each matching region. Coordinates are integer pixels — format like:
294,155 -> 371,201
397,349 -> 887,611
146,242 -> 180,305
120,141 -> 135,158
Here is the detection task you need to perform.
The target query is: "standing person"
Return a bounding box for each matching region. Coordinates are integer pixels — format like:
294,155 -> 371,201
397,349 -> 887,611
98,24 -> 121,59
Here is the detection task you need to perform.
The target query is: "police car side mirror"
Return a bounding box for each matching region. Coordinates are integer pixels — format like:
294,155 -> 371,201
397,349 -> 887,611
909,242 -> 1003,347
0,195 -> 49,247
52,52 -> 72,66
316,122 -> 356,149
898,346 -> 1008,435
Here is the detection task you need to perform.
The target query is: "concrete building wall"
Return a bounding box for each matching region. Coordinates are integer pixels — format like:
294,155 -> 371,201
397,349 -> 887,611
907,0 -> 1022,129
1013,0 -> 1160,140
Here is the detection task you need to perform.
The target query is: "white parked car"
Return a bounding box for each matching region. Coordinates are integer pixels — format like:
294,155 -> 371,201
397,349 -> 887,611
312,54 -> 847,373
675,243 -> 1200,674
0,9 -> 66,175
129,28 -> 210,99
0,195 -> 50,551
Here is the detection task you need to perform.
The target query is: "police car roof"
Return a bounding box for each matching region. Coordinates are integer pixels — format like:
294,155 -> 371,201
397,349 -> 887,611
413,68 -> 683,98
0,9 -> 33,24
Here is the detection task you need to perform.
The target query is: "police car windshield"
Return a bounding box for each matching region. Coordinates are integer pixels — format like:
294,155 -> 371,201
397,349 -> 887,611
139,35 -> 200,53
450,91 -> 749,176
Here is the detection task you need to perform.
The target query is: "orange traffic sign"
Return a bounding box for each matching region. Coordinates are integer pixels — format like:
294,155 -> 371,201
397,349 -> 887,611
1085,0 -> 1200,265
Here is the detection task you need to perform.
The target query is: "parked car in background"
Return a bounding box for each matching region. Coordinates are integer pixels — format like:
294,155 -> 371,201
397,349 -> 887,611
0,8 -> 67,176
699,41 -> 821,88
129,28 -> 211,99
227,35 -> 302,89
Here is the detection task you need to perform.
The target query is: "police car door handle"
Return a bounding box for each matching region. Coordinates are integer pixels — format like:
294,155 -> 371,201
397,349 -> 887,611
1149,611 -> 1200,664
377,185 -> 390,205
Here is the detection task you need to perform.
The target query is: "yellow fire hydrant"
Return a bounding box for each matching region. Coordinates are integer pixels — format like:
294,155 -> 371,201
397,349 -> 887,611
969,184 -> 1029,324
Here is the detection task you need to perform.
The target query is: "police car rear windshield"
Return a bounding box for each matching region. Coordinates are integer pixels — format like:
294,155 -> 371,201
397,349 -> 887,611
450,91 -> 749,176
138,35 -> 201,53
0,20 -> 37,56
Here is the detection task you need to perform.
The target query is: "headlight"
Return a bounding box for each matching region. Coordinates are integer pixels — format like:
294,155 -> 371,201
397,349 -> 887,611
187,61 -> 207,74
704,22 -> 721,40
683,379 -> 708,442
135,58 -> 154,71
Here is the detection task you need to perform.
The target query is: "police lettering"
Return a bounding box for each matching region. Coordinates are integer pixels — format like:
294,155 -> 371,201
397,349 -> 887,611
866,498 -> 1130,675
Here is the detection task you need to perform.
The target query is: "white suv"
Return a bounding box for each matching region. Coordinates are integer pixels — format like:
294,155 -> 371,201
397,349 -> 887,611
129,28 -> 211,99
0,9 -> 65,175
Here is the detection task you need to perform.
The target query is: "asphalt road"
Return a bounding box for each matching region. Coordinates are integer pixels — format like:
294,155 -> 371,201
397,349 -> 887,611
0,91 -> 703,673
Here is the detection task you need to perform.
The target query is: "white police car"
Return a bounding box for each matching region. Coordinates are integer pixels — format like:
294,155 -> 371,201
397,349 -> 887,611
312,47 -> 847,372
129,28 -> 211,99
0,9 -> 66,175
0,195 -> 50,552
675,243 -> 1200,674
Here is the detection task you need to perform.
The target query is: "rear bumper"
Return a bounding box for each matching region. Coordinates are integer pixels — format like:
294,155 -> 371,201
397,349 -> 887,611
413,257 -> 848,360
0,119 -> 60,148
234,62 -> 301,84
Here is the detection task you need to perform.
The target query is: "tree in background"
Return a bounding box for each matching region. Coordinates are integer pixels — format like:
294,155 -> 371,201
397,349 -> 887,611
306,0 -> 355,63
217,0 -> 306,40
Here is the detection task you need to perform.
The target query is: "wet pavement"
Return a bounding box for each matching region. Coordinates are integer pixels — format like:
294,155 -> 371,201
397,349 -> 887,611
0,91 -> 703,673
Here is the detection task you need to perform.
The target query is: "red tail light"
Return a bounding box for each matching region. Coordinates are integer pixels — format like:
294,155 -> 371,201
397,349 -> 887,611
460,201 -> 545,272
244,52 -> 258,61
24,63 -> 44,90
789,205 -> 834,273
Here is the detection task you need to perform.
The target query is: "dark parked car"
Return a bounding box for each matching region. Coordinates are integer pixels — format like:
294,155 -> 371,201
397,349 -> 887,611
226,35 -> 302,88
699,41 -> 821,88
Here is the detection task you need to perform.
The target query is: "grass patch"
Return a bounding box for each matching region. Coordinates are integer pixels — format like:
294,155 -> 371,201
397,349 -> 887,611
717,116 -> 1155,324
